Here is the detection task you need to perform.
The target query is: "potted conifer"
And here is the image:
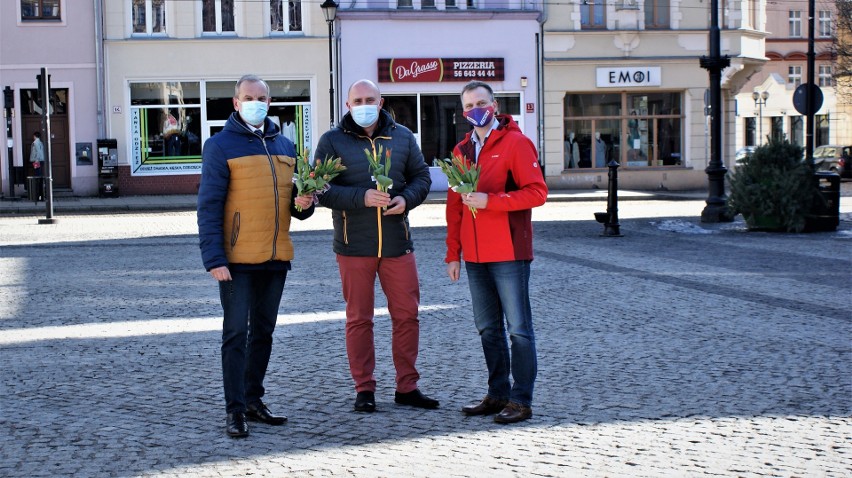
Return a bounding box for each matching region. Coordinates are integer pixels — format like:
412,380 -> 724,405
726,137 -> 818,232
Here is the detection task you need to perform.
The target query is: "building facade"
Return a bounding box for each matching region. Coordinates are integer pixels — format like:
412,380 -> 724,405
5,0 -> 848,197
733,0 -> 847,151
0,1 -> 101,197
543,0 -> 769,190
336,1 -> 542,166
101,0 -> 332,195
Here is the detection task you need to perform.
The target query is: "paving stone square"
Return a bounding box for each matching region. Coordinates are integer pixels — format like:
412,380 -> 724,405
0,198 -> 850,477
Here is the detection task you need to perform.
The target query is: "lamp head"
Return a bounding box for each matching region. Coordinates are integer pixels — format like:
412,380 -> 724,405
761,91 -> 769,101
752,91 -> 759,101
321,0 -> 338,22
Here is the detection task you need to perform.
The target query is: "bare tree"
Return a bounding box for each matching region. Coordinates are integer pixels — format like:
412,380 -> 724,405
833,0 -> 852,102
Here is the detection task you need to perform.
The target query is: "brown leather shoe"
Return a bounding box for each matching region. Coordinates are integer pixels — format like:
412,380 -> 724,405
493,402 -> 532,424
462,396 -> 509,416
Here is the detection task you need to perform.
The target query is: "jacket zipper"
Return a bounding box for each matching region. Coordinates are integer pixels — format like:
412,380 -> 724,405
342,211 -> 349,244
260,135 -> 280,260
364,135 -> 391,258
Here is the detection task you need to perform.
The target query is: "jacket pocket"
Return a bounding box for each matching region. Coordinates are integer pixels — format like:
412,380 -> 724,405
230,211 -> 241,248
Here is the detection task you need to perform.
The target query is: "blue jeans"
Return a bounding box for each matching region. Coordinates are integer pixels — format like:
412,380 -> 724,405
465,260 -> 536,407
219,269 -> 287,413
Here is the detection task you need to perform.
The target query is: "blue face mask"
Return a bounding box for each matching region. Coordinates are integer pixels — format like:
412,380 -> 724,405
239,100 -> 268,127
351,105 -> 379,128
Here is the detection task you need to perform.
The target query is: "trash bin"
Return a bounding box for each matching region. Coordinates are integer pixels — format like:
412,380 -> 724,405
26,176 -> 44,203
805,171 -> 840,232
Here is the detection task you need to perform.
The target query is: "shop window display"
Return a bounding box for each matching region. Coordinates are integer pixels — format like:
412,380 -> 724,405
129,79 -> 312,176
563,92 -> 682,169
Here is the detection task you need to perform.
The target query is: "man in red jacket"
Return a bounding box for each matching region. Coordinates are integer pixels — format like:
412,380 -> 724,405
444,80 -> 548,424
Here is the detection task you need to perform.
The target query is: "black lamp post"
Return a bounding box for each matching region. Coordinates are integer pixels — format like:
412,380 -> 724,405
321,0 -> 338,129
699,0 -> 732,223
752,90 -> 769,145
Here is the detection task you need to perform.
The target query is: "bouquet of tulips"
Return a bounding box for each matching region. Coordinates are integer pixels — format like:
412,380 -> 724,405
365,145 -> 393,210
433,154 -> 481,218
294,149 -> 346,211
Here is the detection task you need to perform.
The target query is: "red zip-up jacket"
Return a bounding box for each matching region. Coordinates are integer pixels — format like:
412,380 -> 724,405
444,115 -> 548,264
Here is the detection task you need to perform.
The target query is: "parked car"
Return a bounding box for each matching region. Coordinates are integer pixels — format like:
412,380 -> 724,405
812,145 -> 852,178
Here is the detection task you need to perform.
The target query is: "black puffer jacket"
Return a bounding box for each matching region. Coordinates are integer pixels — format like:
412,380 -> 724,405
315,109 -> 431,258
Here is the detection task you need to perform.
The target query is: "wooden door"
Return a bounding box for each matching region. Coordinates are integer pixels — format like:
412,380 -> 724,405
23,114 -> 70,188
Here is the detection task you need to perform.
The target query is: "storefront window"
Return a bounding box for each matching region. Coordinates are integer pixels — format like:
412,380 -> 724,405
206,79 -> 311,153
383,92 -> 521,164
563,92 -> 682,169
129,79 -> 312,176
129,82 -> 201,175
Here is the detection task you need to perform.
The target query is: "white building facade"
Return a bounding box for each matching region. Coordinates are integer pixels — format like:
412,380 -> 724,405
543,0 -> 769,190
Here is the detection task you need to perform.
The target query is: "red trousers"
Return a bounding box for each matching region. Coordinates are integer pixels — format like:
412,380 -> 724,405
336,253 -> 421,393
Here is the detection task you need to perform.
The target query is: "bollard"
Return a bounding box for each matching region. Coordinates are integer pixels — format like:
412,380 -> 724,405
594,159 -> 623,237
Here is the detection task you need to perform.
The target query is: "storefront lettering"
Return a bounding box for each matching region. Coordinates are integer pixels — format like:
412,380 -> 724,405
378,58 -> 504,82
597,67 -> 661,88
395,60 -> 440,80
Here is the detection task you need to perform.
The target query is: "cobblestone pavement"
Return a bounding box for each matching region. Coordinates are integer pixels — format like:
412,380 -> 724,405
0,200 -> 850,477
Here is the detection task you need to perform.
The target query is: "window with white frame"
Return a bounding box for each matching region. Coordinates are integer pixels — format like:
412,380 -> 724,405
819,65 -> 832,87
582,1 -> 606,29
818,11 -> 831,38
645,0 -> 670,29
397,0 -> 413,8
132,0 -> 166,35
788,11 -> 801,37
788,65 -> 802,87
203,0 -> 234,34
270,0 -> 302,33
21,0 -> 61,20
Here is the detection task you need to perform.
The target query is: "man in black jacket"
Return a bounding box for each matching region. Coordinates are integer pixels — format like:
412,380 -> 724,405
314,79 -> 437,413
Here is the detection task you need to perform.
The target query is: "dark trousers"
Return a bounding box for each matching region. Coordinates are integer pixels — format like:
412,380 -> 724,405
218,269 -> 287,413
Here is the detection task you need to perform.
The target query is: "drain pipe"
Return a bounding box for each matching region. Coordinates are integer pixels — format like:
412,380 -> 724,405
94,0 -> 106,138
536,12 -> 545,176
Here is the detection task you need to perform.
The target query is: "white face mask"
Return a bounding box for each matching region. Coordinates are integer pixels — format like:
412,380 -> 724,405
351,104 -> 379,128
239,100 -> 268,126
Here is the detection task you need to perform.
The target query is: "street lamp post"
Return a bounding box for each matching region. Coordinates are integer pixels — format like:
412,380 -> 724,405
321,0 -> 338,129
752,90 -> 769,145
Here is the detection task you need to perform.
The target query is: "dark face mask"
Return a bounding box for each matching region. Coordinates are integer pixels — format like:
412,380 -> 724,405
463,105 -> 495,127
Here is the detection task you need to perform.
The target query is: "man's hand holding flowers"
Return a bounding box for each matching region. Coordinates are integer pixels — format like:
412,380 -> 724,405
365,145 -> 394,212
434,154 -> 481,218
294,150 -> 346,211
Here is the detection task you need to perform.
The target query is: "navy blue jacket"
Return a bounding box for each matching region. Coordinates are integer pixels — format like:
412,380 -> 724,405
315,109 -> 431,258
197,112 -> 313,271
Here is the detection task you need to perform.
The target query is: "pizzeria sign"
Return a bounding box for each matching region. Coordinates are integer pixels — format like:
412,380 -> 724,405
378,58 -> 505,83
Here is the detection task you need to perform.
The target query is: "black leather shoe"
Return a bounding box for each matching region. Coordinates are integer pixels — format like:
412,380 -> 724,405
493,402 -> 532,424
226,412 -> 249,438
462,396 -> 509,416
246,401 -> 287,425
354,391 -> 376,413
394,389 -> 439,409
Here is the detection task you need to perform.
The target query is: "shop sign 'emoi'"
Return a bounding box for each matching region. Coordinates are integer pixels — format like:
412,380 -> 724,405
596,67 -> 662,88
